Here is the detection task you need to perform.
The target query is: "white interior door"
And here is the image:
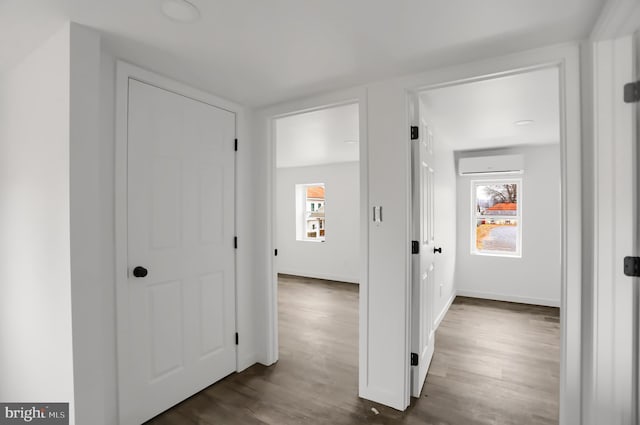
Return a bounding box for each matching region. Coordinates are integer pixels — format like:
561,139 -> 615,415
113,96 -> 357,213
120,79 -> 237,424
410,113 -> 436,397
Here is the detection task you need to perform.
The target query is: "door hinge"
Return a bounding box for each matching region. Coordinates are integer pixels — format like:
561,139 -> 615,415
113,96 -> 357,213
274,249 -> 278,256
235,332 -> 239,345
411,352 -> 419,366
624,256 -> 640,277
234,236 -> 238,249
410,126 -> 419,140
234,138 -> 238,151
412,241 -> 419,254
624,81 -> 640,103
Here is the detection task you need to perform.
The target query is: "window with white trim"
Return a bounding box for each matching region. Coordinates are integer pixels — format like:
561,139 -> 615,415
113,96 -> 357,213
295,183 -> 325,242
472,180 -> 521,257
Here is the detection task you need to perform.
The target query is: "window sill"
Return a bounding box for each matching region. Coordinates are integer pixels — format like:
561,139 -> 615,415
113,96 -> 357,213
471,251 -> 521,259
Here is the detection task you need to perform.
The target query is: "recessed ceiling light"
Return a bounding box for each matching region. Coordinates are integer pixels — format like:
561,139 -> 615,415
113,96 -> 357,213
344,140 -> 359,144
514,120 -> 534,126
161,0 -> 200,23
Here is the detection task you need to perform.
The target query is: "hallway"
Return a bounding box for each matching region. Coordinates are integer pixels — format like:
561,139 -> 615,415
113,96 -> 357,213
146,276 -> 559,425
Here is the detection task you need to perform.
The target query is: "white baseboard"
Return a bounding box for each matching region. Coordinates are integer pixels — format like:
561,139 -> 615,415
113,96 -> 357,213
434,292 -> 456,330
277,269 -> 359,284
456,289 -> 560,307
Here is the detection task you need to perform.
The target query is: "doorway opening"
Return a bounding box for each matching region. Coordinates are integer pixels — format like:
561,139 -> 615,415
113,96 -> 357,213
272,101 -> 362,400
409,65 -> 564,422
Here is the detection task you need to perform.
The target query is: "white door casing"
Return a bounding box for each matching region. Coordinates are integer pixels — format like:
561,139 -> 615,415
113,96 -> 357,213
119,78 -> 237,424
636,32 -> 640,421
410,97 -> 436,397
590,34 -> 637,425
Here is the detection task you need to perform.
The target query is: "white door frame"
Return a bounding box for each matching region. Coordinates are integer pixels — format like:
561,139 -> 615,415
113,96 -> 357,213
114,61 -> 245,423
588,1 -> 640,423
406,57 -> 577,418
260,87 -> 368,366
259,44 -> 581,416
259,44 -> 582,418
588,33 -> 637,425
396,44 -> 583,419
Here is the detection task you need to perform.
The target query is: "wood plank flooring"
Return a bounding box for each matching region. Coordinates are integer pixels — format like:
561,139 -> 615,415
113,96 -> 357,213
145,275 -> 560,425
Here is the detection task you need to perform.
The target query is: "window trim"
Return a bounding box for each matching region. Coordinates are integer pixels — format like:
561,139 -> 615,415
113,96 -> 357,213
295,182 -> 326,242
470,178 -> 522,258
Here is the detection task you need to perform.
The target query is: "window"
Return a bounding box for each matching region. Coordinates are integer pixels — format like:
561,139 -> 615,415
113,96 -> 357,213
295,183 -> 325,242
472,180 -> 521,257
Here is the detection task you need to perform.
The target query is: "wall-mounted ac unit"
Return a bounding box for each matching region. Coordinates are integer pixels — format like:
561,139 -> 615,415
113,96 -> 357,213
458,154 -> 524,176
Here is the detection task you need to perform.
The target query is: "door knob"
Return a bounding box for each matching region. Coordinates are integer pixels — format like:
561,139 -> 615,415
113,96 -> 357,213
433,247 -> 442,254
133,266 -> 148,278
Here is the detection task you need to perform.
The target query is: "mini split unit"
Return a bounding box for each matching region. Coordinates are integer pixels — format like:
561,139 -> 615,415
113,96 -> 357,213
458,154 -> 524,176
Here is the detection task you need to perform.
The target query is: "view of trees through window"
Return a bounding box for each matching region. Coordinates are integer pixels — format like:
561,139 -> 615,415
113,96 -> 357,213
473,180 -> 521,256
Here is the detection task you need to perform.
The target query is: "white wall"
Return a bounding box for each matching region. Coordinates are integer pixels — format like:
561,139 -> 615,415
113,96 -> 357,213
455,144 -> 562,306
579,39 -> 595,424
97,48 -> 119,425
364,82 -> 412,409
68,24 -> 106,425
0,22 -> 113,425
0,22 -> 75,414
276,162 -> 359,283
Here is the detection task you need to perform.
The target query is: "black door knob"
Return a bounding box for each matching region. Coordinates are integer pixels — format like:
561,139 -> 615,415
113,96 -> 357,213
133,266 -> 148,278
434,247 -> 442,254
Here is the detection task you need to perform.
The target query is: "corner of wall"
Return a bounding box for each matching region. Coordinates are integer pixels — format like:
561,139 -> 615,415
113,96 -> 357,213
0,18 -> 75,421
68,23 -> 107,425
578,38 -> 596,425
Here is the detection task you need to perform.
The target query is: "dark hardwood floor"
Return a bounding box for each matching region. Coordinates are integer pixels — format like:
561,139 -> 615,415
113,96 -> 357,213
146,275 -> 560,425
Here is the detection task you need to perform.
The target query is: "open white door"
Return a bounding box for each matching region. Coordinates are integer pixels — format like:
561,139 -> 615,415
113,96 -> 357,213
410,95 -> 436,397
118,79 -> 237,424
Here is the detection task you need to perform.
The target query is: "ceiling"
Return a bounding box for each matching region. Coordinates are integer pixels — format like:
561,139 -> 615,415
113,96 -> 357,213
419,67 -> 560,151
276,103 -> 359,168
0,0 -> 604,107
